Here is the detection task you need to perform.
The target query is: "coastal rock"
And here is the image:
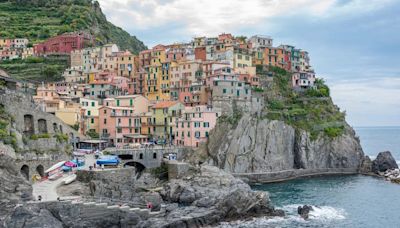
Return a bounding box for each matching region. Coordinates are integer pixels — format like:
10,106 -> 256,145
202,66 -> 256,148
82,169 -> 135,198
372,151 -> 398,174
206,114 -> 364,176
360,156 -> 373,173
0,151 -> 33,223
297,205 -> 313,219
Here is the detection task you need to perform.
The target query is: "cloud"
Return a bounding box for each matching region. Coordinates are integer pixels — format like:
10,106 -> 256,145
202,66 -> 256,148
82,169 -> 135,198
98,0 -> 395,39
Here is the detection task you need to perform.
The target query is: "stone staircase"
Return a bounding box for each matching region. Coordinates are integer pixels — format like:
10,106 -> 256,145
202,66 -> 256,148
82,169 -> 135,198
66,199 -> 165,219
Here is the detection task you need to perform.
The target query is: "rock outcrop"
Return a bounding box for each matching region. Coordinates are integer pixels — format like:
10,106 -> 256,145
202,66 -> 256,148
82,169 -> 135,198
0,145 -> 32,223
371,151 -> 398,174
206,114 -> 364,178
141,165 -> 283,227
297,205 -> 313,219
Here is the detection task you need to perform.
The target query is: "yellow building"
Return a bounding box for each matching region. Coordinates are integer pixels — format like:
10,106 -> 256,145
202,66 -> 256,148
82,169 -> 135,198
233,47 -> 252,68
146,45 -> 170,101
151,101 -> 184,141
115,50 -> 136,78
80,98 -> 100,134
55,100 -> 81,126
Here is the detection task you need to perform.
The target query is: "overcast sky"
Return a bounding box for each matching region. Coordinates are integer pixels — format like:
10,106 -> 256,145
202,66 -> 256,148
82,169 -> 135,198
98,0 -> 400,127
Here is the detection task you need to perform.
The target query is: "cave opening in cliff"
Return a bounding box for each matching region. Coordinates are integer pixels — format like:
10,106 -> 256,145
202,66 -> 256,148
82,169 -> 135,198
20,165 -> 29,180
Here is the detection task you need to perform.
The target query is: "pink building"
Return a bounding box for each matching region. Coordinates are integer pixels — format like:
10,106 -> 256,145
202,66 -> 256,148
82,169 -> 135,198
99,95 -> 149,147
292,72 -> 316,90
175,105 -> 221,147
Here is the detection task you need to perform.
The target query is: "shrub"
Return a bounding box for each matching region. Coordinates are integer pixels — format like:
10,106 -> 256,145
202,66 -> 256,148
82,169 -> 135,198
324,126 -> 344,138
269,100 -> 284,110
86,130 -> 99,139
54,133 -> 69,143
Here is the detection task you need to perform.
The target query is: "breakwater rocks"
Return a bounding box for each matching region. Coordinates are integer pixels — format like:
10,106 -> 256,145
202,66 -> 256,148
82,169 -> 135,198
362,151 -> 400,184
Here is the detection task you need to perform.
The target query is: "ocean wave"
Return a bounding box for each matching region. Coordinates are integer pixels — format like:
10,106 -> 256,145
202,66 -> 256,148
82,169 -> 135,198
217,204 -> 346,227
280,204 -> 346,220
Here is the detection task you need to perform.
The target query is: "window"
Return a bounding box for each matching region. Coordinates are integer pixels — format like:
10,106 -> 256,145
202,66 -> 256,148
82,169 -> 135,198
195,131 -> 200,138
87,110 -> 91,116
223,88 -> 227,94
153,153 -> 157,159
91,102 -> 95,107
130,99 -> 133,106
91,118 -> 94,124
103,119 -> 107,124
187,131 -> 190,137
205,131 -> 209,137
117,128 -> 122,133
104,109 -> 107,114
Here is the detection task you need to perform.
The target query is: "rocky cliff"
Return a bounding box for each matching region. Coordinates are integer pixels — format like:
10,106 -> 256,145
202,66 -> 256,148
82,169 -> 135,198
0,145 -> 32,224
205,113 -> 364,178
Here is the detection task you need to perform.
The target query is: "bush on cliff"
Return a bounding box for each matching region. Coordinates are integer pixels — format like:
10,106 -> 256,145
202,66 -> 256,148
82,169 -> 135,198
263,67 -> 346,140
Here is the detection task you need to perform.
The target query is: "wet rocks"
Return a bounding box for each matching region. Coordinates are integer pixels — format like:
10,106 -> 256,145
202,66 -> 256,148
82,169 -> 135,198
372,151 -> 398,174
297,205 -> 313,219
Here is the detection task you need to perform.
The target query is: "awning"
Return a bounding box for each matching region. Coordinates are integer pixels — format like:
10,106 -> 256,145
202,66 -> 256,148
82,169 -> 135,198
123,134 -> 148,139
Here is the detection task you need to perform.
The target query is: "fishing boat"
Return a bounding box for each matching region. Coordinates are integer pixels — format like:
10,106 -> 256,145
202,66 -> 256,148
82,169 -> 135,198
96,155 -> 120,166
62,174 -> 77,185
45,161 -> 65,180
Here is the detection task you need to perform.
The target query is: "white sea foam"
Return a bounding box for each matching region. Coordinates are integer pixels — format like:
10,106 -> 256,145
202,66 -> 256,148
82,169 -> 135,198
217,204 -> 346,227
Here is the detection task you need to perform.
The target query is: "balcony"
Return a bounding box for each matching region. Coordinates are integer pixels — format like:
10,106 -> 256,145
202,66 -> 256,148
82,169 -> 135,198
101,133 -> 110,139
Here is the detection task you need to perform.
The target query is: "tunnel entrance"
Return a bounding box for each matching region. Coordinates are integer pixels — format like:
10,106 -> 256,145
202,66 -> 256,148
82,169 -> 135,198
124,161 -> 146,173
36,165 -> 44,177
20,165 -> 29,180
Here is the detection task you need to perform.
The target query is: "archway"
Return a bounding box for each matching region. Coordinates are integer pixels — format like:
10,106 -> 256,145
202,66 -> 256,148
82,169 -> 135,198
20,165 -> 29,180
124,161 -> 146,173
53,123 -> 58,133
36,165 -> 44,177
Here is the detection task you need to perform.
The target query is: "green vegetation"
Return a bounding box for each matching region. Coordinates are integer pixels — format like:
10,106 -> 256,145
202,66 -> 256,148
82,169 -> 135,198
30,133 -> 51,140
218,108 -> 243,127
71,123 -> 79,131
0,56 -> 68,81
0,0 -> 146,53
252,87 -> 264,93
54,133 -> 69,143
86,130 -> 99,139
0,105 -> 18,150
263,66 -> 346,139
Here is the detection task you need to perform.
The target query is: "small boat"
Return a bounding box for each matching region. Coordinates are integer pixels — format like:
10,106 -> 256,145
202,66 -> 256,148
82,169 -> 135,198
62,174 -> 77,185
45,161 -> 66,174
96,155 -> 120,166
48,172 -> 63,181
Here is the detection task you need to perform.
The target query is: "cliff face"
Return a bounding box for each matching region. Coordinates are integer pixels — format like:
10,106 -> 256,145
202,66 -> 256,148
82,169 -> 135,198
207,114 -> 364,175
0,145 -> 33,223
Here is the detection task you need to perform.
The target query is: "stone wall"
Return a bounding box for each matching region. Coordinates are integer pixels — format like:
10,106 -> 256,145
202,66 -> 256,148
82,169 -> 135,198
0,89 -> 84,141
233,168 -> 359,184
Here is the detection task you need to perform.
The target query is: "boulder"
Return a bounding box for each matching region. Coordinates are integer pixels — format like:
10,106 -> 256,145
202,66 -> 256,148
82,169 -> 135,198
372,151 -> 398,174
297,205 -> 313,219
359,156 -> 373,173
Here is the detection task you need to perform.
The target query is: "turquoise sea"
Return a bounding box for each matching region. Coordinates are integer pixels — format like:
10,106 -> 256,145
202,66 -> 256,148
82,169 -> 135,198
220,127 -> 400,228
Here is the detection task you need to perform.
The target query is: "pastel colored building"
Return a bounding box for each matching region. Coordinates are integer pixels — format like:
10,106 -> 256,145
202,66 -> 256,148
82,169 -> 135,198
80,98 -> 100,134
151,101 -> 184,142
292,72 -> 316,90
248,35 -> 273,48
99,106 -> 145,147
55,100 -> 81,126
34,32 -> 93,55
175,105 -> 220,147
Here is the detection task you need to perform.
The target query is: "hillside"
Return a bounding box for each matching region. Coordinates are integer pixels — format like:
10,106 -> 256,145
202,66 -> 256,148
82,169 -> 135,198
0,0 -> 146,54
0,56 -> 68,82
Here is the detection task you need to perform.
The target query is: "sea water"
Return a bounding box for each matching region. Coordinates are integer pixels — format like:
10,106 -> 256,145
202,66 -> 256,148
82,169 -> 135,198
219,127 -> 400,228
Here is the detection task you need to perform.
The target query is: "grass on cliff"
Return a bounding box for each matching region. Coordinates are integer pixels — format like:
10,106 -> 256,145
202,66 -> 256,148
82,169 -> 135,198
0,0 -> 146,53
0,104 -> 18,151
0,56 -> 68,82
262,66 -> 346,140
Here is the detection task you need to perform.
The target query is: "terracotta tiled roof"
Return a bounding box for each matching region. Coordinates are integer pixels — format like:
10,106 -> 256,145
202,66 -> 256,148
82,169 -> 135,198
152,101 -> 179,109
